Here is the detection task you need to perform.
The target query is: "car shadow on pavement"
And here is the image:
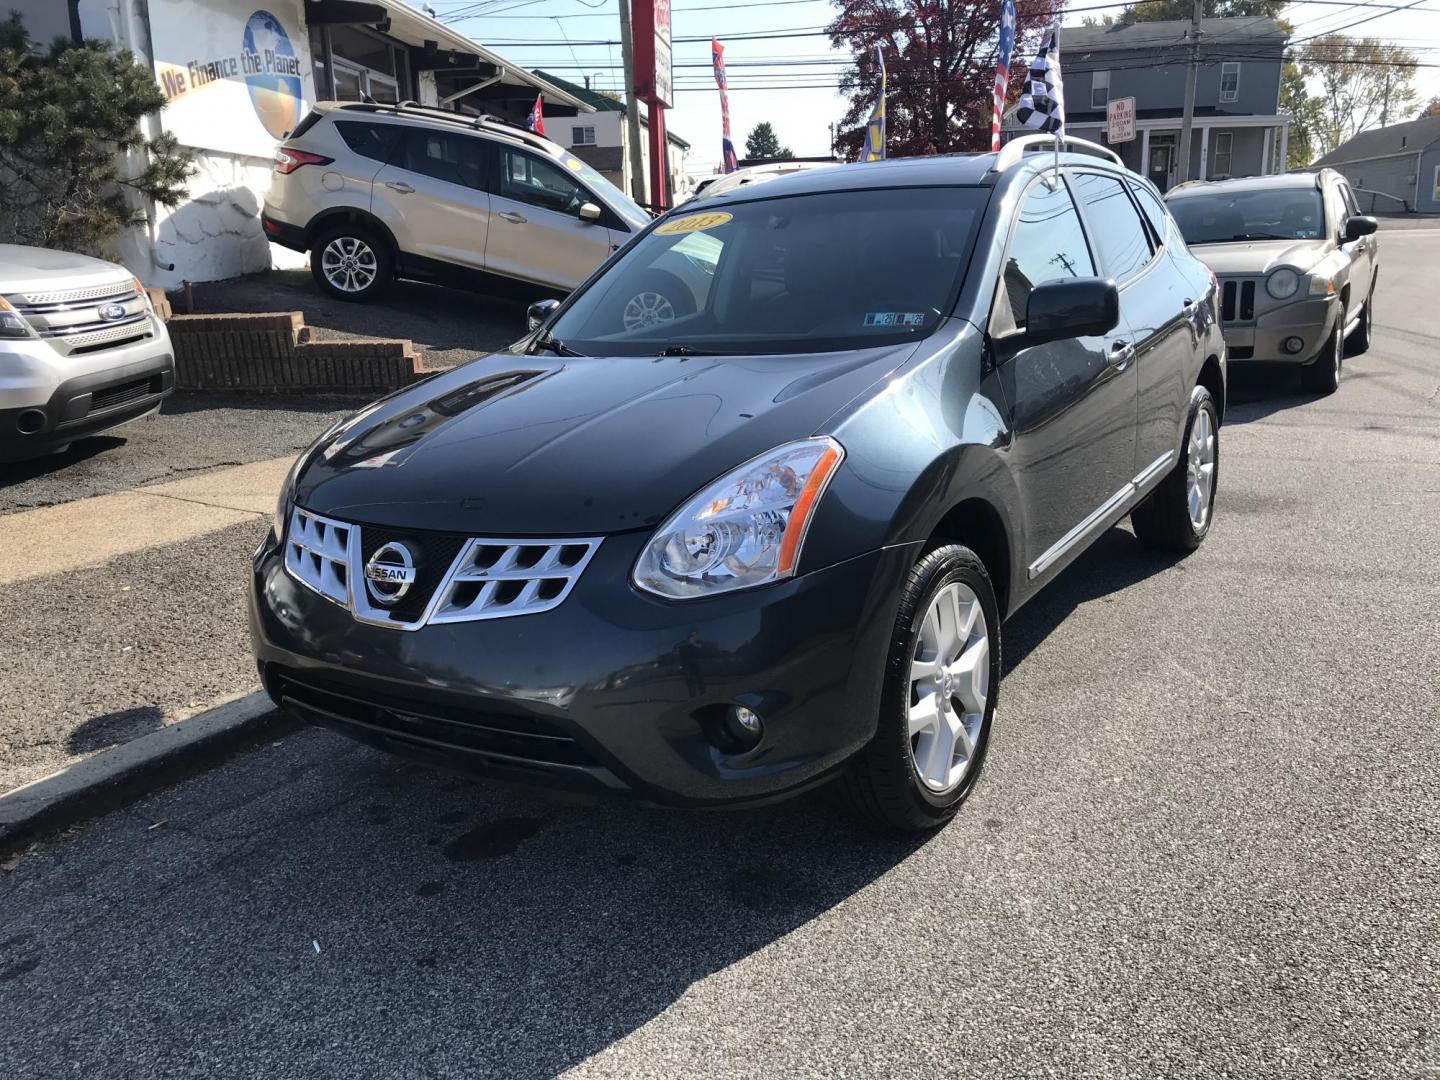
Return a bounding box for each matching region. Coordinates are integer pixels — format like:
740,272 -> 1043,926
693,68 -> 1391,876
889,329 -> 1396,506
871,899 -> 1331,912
1001,524 -> 1180,679
1222,364 -> 1315,425
0,436 -> 126,488
66,705 -> 165,755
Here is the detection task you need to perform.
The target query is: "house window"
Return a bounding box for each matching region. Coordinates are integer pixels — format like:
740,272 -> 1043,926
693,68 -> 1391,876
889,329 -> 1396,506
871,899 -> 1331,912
1213,132 -> 1233,176
572,126 -> 597,146
1091,70 -> 1109,110
1220,62 -> 1240,103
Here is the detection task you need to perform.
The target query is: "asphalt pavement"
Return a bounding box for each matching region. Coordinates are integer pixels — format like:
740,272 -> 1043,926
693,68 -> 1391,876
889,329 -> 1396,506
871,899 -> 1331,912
1,240 -> 1436,1079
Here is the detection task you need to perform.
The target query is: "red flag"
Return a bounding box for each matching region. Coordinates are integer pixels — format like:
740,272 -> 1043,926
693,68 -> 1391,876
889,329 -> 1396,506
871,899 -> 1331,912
526,94 -> 545,136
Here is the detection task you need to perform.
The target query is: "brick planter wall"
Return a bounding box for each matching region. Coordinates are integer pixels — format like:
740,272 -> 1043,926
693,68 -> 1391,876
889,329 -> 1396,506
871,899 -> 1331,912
167,312 -> 419,392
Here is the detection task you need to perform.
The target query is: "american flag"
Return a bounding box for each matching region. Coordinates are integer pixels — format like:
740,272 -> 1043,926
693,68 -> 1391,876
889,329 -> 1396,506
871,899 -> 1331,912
712,39 -> 738,173
991,0 -> 1017,152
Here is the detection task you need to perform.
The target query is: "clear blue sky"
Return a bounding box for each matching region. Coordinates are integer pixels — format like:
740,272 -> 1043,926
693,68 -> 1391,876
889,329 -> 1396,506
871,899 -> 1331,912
425,0 -> 1440,175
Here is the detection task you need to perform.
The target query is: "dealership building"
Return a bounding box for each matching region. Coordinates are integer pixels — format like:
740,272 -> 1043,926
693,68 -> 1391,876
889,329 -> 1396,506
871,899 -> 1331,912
14,0 -> 594,287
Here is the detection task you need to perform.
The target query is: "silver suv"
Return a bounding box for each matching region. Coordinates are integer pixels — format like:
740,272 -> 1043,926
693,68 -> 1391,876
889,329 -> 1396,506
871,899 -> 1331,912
262,102 -> 650,302
1166,170 -> 1379,395
0,245 -> 174,462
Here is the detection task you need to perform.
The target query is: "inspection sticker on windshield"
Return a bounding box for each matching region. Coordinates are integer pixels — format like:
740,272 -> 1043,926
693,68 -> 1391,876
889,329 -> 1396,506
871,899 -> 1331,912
656,211 -> 733,235
864,312 -> 926,327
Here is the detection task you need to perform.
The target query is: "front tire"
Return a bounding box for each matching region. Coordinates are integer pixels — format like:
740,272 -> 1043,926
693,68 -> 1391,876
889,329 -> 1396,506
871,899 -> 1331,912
310,225 -> 393,302
1132,385 -> 1218,552
1300,316 -> 1343,395
842,544 -> 1001,832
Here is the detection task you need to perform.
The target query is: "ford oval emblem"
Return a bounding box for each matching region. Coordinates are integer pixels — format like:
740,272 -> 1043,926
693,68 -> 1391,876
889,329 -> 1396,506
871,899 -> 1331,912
98,303 -> 127,321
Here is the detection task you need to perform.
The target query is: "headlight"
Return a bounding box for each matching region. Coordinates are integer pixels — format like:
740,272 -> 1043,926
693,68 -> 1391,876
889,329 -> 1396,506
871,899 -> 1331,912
1266,268 -> 1301,300
1308,275 -> 1336,297
0,296 -> 33,339
131,276 -> 154,313
274,454 -> 303,539
633,436 -> 845,599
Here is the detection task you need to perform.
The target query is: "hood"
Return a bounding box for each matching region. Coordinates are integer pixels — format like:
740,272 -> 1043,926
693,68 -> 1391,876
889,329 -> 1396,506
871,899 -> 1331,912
1189,238 -> 1331,277
293,343 -> 916,535
0,244 -> 133,294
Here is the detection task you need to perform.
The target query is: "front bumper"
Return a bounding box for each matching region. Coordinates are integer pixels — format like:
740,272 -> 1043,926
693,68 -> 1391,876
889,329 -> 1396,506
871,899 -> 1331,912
250,526 -> 918,807
0,321 -> 174,461
1221,296 -> 1340,364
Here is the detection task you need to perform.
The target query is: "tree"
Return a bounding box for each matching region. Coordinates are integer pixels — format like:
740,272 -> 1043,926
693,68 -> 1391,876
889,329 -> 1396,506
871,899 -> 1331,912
1279,59 -> 1321,169
0,15 -> 192,253
828,0 -> 1062,158
1418,97 -> 1440,119
1301,35 -> 1418,156
1130,0 -> 1286,21
744,121 -> 793,160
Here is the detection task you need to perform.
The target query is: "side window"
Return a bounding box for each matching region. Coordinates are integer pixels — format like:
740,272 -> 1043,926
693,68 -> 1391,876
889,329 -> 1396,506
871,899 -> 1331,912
1339,182 -> 1360,219
498,148 -> 587,216
333,120 -> 403,164
1071,172 -> 1153,281
1091,70 -> 1109,110
394,130 -> 488,189
1219,62 -> 1240,103
1128,180 -> 1170,246
1001,180 -> 1096,329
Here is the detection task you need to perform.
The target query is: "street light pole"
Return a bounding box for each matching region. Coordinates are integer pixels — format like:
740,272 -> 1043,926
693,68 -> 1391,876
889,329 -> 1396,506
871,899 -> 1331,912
1177,0 -> 1202,183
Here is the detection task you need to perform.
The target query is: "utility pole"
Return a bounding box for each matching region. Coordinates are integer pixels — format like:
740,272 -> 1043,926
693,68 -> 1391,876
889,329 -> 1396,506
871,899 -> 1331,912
1177,0 -> 1202,183
617,0 -> 648,204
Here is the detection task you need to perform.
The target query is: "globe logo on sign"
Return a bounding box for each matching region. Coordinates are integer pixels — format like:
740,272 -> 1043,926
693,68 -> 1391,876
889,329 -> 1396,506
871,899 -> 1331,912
242,10 -> 302,140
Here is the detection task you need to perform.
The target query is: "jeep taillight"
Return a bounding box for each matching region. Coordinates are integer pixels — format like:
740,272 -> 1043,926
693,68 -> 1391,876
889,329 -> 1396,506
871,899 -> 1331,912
274,149 -> 333,175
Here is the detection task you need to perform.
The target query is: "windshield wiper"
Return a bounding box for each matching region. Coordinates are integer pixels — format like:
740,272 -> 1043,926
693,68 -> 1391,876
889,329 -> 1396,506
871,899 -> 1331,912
1229,232 -> 1289,241
530,333 -> 580,357
657,344 -> 723,357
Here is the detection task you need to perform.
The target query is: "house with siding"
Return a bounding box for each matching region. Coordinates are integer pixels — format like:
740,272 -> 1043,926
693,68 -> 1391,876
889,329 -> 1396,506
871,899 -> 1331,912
1313,117 -> 1440,213
1007,17 -> 1290,192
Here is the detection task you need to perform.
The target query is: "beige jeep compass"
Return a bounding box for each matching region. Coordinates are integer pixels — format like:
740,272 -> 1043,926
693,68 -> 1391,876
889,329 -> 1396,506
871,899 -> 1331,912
1166,169 -> 1378,395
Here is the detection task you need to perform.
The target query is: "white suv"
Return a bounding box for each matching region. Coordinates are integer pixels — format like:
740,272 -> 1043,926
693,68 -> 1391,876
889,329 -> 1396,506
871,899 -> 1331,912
262,102 -> 650,302
0,245 -> 174,462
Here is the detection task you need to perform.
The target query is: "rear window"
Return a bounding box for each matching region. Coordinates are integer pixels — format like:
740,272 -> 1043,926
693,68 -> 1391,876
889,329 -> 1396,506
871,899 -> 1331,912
333,120 -> 403,164
1168,188 -> 1326,244
289,110 -> 323,141
547,187 -> 988,356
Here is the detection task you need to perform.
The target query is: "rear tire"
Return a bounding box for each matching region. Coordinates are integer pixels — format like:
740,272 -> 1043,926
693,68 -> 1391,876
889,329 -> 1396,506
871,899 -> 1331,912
842,543 -> 1001,832
1346,291 -> 1372,356
310,224 -> 393,302
1300,317 -> 1343,395
1132,385 -> 1218,553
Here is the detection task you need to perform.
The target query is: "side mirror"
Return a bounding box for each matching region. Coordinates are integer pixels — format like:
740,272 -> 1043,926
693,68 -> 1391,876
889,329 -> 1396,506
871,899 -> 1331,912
527,298 -> 560,332
1344,214 -> 1378,241
1023,277 -> 1120,344
578,202 -> 602,223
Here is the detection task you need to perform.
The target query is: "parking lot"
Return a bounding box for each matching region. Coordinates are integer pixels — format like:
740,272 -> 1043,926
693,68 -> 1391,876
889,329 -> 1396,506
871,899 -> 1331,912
1,231 -> 1437,1079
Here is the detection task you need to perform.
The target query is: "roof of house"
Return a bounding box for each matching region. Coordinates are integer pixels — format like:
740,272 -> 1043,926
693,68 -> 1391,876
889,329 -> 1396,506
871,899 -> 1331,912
530,70 -> 692,148
1062,16 -> 1286,53
1313,116 -> 1440,166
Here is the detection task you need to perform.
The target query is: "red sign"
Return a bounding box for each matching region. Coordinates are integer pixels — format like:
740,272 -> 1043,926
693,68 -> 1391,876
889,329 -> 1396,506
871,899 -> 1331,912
632,0 -> 672,108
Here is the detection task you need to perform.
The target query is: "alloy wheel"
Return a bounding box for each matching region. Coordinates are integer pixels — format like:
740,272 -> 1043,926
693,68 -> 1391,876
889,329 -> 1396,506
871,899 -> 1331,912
907,581 -> 990,794
1186,405 -> 1216,531
622,291 -> 676,331
321,237 -> 378,293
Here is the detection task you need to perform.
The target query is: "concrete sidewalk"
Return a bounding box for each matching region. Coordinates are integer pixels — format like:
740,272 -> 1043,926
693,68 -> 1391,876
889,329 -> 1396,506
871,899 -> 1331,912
3,457 -> 289,585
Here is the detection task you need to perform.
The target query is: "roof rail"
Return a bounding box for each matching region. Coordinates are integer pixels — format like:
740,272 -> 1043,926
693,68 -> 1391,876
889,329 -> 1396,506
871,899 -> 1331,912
991,134 -> 1123,174
336,100 -> 555,152
1167,179 -> 1209,193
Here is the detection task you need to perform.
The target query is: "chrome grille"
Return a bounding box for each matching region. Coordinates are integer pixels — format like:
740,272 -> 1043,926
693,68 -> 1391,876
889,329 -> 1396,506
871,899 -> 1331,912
44,317 -> 152,350
15,281 -> 135,306
285,508 -> 352,607
282,507 -> 600,630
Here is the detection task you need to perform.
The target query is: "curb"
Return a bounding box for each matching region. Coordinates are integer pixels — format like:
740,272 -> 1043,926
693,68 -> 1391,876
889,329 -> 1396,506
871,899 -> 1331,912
0,692 -> 299,858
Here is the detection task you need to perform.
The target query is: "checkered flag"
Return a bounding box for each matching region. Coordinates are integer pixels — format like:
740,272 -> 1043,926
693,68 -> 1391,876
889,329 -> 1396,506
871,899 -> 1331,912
1014,24 -> 1065,135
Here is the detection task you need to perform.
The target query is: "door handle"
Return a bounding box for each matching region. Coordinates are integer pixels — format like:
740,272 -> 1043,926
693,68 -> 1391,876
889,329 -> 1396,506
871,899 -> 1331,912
1109,341 -> 1135,368
384,181 -> 414,194
499,211 -> 527,224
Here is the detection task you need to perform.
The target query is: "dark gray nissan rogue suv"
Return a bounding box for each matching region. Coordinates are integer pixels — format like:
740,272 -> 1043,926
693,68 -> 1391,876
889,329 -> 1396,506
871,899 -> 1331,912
251,136 -> 1226,832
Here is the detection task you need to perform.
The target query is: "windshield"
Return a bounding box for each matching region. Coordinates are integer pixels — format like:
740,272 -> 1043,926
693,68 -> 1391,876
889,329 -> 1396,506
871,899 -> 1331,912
1169,188 -> 1326,244
544,187 -> 987,356
561,152 -> 647,223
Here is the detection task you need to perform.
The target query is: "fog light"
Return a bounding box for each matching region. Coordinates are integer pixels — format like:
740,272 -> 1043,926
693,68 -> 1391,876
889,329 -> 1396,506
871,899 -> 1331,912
724,705 -> 764,750
1282,336 -> 1305,355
